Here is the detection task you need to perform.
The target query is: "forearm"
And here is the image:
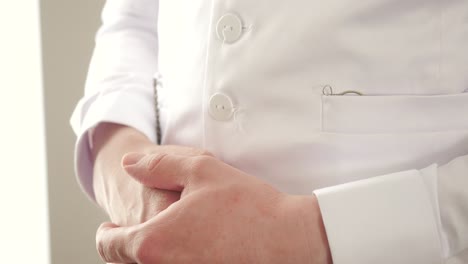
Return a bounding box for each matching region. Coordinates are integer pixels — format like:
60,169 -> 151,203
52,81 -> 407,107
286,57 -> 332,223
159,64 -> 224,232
91,122 -> 153,218
91,123 -> 197,226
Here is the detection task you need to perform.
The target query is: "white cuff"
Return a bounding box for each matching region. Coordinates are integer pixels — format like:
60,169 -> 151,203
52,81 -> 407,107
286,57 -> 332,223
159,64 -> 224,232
70,86 -> 156,200
314,169 -> 442,264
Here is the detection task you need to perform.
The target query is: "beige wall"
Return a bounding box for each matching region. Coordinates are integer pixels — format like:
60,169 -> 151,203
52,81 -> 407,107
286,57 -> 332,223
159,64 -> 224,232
40,0 -> 107,263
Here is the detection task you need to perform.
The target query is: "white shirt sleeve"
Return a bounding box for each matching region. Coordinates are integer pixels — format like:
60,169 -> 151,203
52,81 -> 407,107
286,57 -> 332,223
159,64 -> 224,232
70,0 -> 159,201
314,154 -> 468,264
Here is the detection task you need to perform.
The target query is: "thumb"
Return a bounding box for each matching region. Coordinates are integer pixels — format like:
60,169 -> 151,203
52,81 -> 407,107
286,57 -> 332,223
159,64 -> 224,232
122,153 -> 220,192
122,153 -> 189,192
121,152 -> 146,167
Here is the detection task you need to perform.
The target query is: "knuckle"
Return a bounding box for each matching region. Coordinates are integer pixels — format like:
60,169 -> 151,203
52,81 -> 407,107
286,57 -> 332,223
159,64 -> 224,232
200,150 -> 215,157
180,146 -> 214,157
145,153 -> 167,172
96,227 -> 110,261
190,155 -> 216,175
95,238 -> 104,259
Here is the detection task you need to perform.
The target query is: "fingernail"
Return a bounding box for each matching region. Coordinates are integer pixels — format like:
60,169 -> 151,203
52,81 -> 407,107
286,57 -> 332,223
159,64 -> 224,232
122,152 -> 146,167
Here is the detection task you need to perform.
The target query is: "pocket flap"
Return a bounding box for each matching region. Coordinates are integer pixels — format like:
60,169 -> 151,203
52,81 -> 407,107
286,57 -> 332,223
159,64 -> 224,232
322,93 -> 468,133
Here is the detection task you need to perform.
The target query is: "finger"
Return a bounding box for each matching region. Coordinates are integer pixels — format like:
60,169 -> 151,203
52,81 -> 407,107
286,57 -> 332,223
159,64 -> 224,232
121,146 -> 214,169
123,153 -> 222,192
96,222 -> 138,263
151,145 -> 214,157
121,148 -> 213,171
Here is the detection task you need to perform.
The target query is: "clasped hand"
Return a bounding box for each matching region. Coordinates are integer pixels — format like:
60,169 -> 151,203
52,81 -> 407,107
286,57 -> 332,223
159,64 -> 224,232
96,152 -> 331,264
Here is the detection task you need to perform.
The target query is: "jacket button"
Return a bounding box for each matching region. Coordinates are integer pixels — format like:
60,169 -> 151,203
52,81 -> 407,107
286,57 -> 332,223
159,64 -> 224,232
216,13 -> 243,43
209,93 -> 234,121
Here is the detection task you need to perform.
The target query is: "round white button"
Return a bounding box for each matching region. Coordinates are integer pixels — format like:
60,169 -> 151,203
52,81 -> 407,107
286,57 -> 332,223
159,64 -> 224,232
216,13 -> 243,43
209,93 -> 234,121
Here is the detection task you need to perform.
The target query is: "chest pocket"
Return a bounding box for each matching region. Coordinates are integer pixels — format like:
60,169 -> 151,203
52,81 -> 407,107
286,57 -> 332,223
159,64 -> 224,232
321,92 -> 468,134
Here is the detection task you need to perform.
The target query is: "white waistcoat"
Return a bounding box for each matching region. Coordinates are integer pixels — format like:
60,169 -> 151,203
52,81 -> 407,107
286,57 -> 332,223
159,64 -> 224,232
156,0 -> 468,194
69,0 -> 468,262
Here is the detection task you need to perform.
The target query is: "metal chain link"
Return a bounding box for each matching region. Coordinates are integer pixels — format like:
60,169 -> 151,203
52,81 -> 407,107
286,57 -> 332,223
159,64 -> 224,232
153,78 -> 162,145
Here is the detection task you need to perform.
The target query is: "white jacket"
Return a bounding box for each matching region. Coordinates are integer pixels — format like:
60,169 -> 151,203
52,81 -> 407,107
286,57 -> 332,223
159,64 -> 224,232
71,0 -> 468,263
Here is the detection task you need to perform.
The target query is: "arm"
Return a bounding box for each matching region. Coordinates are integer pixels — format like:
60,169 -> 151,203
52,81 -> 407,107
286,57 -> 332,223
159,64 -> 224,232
70,0 -> 211,226
91,123 -> 211,226
70,0 -> 160,200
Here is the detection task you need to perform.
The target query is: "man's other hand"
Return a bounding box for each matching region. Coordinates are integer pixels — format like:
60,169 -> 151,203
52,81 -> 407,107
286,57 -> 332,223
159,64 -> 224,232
95,152 -> 332,264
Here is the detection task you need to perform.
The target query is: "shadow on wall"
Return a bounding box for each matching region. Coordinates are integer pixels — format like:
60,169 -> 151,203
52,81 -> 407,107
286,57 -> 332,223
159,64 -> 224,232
40,0 -> 107,263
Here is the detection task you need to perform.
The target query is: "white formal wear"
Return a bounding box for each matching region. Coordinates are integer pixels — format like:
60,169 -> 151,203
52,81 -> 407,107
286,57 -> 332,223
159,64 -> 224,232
71,0 -> 468,263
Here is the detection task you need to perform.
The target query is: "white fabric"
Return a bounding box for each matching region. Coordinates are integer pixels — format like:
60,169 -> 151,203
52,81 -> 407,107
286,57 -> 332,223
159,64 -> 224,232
315,168 -> 442,263
70,0 -> 468,262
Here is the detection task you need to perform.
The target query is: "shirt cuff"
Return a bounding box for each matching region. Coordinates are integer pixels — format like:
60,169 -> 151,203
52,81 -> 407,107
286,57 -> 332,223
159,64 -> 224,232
70,86 -> 156,201
314,168 -> 443,264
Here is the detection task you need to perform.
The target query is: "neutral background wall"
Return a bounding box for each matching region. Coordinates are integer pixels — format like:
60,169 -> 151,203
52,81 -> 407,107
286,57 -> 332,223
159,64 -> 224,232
40,0 -> 107,263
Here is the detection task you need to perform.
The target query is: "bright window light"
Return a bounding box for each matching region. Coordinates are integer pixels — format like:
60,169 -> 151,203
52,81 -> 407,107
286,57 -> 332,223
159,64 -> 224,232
0,0 -> 50,263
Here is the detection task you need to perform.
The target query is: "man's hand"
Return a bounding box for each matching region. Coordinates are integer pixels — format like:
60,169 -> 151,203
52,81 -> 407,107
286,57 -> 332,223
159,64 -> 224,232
92,123 -> 212,226
95,152 -> 332,264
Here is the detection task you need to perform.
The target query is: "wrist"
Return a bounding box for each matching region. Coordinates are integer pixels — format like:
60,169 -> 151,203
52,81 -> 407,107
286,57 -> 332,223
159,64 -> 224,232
284,195 -> 332,264
92,123 -> 151,162
91,123 -> 154,212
